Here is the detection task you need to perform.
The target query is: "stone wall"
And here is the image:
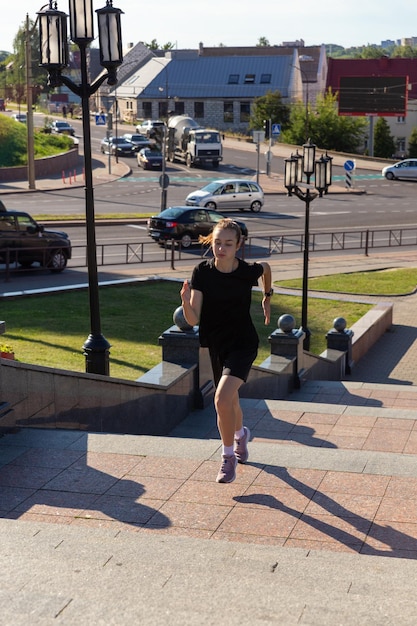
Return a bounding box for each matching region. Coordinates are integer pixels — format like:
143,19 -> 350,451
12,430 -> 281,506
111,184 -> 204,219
0,147 -> 80,183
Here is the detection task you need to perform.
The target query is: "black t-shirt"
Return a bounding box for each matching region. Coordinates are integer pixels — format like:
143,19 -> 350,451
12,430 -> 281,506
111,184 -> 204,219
190,258 -> 264,351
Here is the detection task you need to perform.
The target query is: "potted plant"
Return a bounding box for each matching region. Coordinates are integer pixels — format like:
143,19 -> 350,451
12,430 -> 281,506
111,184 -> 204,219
0,343 -> 15,360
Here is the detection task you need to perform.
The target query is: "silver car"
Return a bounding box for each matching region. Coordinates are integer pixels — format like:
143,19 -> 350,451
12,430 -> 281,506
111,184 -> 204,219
185,179 -> 264,212
382,159 -> 417,180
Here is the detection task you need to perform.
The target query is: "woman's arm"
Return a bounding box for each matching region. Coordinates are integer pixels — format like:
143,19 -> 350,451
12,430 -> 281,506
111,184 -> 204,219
180,279 -> 203,327
259,262 -> 272,325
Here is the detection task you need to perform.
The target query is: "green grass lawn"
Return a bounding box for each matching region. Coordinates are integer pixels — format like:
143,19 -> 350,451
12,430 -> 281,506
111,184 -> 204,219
1,279 -> 373,380
278,268 -> 417,296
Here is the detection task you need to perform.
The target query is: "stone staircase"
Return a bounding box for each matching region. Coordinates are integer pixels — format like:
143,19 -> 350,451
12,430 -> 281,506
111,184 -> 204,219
2,379 -> 417,624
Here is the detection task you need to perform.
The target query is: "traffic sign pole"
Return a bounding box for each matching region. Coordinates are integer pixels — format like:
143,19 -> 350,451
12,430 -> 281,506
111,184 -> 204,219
344,159 -> 355,190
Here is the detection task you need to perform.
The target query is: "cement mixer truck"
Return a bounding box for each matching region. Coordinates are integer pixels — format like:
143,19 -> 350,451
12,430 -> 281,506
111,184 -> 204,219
166,116 -> 222,168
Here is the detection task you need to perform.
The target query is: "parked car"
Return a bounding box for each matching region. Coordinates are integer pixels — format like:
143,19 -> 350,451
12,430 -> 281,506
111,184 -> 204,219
100,136 -> 136,156
137,147 -> 163,170
185,178 -> 264,212
382,159 -> 417,180
11,113 -> 27,123
50,120 -> 75,136
147,206 -> 248,248
122,133 -> 150,151
0,207 -> 71,272
136,119 -> 165,137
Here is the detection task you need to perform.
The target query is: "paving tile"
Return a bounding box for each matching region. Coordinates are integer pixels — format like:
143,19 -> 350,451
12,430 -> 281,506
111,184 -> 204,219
41,467 -> 119,494
9,447 -> 85,469
107,475 -> 184,500
375,496 -> 417,524
170,479 -> 245,506
289,513 -> 371,546
212,530 -> 286,546
148,501 -> 232,531
306,493 -> 382,519
364,521 -> 417,554
0,486 -> 37,512
70,452 -> 144,476
386,475 -> 417,499
363,428 -> 411,453
319,471 -> 390,496
126,456 -> 202,479
0,464 -> 63,489
217,504 -> 299,538
80,494 -> 166,525
13,489 -> 98,516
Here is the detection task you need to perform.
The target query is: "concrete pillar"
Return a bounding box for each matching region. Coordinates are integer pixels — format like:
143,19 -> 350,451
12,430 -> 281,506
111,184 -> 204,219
326,317 -> 354,374
268,314 -> 305,387
158,307 -> 213,408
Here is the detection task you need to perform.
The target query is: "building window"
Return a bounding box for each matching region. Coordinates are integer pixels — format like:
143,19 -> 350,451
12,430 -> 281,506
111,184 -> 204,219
397,116 -> 406,124
397,138 -> 406,154
260,73 -> 271,84
173,101 -> 184,115
244,74 -> 255,84
224,102 -> 234,123
228,74 -> 239,84
194,101 -> 204,118
158,101 -> 168,118
240,101 -> 250,122
142,102 -> 152,118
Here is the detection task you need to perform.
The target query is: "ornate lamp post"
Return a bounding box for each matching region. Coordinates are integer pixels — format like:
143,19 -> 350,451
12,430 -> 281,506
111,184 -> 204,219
38,0 -> 123,375
284,140 -> 332,350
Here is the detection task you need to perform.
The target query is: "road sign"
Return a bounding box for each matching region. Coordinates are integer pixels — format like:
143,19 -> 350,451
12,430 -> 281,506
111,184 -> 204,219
95,114 -> 106,125
159,173 -> 170,189
271,123 -> 281,136
252,130 -> 265,143
344,159 -> 355,171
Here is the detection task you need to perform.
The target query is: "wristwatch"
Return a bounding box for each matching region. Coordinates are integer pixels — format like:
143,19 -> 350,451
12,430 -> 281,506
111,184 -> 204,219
263,288 -> 274,297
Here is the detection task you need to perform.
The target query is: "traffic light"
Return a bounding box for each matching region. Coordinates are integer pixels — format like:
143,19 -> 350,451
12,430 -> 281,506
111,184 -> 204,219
263,119 -> 271,140
149,125 -> 165,152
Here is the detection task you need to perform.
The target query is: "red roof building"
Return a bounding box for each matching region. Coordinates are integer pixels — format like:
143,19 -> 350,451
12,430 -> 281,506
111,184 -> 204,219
327,57 -> 417,156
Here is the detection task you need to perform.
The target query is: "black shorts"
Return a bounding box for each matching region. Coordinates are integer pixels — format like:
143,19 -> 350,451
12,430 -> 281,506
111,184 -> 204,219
209,345 -> 258,387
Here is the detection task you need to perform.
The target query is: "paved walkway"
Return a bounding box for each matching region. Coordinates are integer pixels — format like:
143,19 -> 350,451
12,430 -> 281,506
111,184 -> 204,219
1,144 -> 417,624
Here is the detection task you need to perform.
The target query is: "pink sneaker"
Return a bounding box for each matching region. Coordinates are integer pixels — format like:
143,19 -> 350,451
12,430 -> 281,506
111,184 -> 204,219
234,426 -> 251,463
216,454 -> 237,483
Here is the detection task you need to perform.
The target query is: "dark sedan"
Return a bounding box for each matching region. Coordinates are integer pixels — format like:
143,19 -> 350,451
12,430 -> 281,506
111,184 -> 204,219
147,206 -> 248,248
137,148 -> 163,170
100,136 -> 136,157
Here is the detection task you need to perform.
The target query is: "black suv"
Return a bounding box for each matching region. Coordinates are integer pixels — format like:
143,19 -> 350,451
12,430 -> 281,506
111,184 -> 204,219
0,207 -> 71,272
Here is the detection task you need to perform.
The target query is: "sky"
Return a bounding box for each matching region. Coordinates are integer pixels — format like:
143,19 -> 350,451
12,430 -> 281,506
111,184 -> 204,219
2,0 -> 417,54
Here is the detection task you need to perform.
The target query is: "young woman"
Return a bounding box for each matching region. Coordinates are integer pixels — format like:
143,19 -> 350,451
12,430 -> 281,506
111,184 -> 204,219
180,218 -> 272,483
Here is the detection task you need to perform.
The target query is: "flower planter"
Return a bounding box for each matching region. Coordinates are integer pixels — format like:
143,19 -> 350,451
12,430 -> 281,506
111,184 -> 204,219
0,352 -> 14,360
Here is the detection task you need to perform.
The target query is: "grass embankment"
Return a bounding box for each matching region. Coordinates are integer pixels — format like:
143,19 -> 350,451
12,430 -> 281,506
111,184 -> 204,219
2,277 -> 376,381
0,113 -> 73,167
278,268 -> 417,296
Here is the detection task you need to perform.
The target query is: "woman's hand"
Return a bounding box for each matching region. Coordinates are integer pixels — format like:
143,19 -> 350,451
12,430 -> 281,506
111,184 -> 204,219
262,296 -> 271,325
180,279 -> 191,304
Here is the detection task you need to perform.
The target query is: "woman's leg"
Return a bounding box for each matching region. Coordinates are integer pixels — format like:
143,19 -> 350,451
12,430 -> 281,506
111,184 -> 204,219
214,374 -> 243,447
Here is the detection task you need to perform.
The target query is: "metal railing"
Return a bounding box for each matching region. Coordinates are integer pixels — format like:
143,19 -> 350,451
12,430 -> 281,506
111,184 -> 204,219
1,226 -> 417,278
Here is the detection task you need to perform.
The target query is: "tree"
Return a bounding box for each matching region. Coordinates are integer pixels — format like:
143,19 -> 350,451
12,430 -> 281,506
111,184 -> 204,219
3,19 -> 48,105
249,90 -> 290,132
355,45 -> 385,59
282,89 -> 367,153
144,39 -> 174,51
256,37 -> 270,47
373,117 -> 396,158
408,128 -> 417,157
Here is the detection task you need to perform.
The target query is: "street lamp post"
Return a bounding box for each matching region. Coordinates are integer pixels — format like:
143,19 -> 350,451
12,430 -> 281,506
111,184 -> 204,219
284,140 -> 332,350
155,59 -> 170,211
38,0 -> 123,376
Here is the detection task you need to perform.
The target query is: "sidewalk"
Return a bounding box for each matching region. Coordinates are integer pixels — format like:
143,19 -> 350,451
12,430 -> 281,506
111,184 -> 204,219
1,145 -> 417,624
